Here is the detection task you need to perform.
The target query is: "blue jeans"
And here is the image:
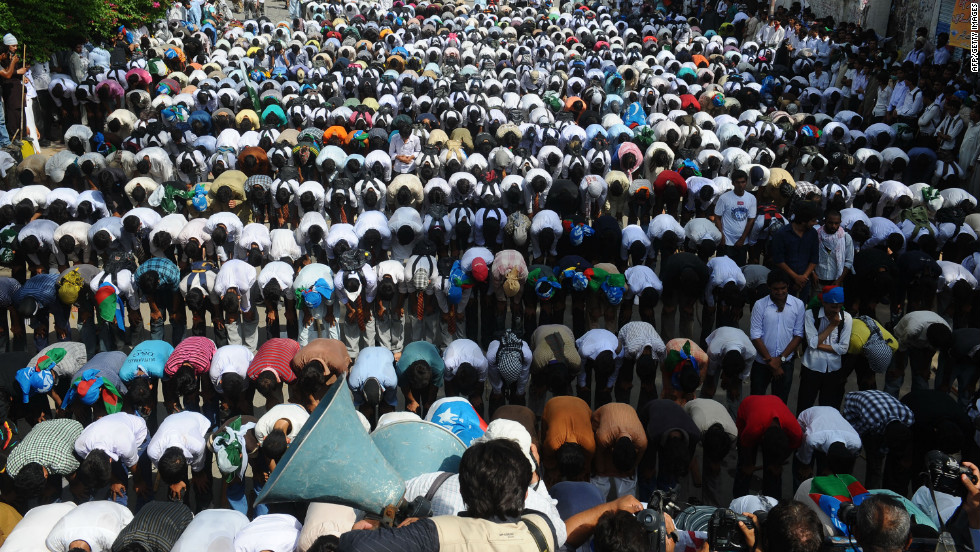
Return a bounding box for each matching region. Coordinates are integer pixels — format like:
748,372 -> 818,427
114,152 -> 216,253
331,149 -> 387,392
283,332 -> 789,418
0,95 -> 9,147
227,478 -> 268,518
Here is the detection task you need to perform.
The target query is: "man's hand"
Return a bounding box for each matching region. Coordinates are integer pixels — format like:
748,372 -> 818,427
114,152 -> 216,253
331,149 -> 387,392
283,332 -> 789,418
768,355 -> 782,374
738,512 -> 761,551
109,482 -> 127,500
962,461 -> 980,529
352,519 -> 381,531
228,200 -> 238,209
406,399 -> 420,414
614,495 -> 643,514
794,273 -> 808,289
133,477 -> 150,498
168,481 -> 187,501
734,237 -> 746,248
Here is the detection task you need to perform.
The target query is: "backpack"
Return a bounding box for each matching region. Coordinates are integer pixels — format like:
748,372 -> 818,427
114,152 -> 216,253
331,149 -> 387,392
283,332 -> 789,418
857,315 -> 894,373
935,206 -> 966,229
104,249 -> 138,275
495,329 -> 526,385
900,205 -> 934,237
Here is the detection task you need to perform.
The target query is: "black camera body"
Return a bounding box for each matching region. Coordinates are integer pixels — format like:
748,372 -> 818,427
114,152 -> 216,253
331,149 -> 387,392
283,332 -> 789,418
708,508 -> 756,552
926,450 -> 978,498
634,490 -> 684,552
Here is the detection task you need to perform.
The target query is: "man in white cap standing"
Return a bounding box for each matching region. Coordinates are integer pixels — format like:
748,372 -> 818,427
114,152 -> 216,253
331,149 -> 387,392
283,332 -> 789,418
0,33 -> 24,148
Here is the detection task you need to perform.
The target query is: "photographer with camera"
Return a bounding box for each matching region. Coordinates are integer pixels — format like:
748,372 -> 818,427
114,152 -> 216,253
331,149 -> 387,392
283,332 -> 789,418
732,501 -> 826,552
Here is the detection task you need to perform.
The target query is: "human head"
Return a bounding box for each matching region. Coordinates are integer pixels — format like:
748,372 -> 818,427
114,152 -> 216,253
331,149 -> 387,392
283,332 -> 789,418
732,169 -> 748,194
762,501 -> 826,552
702,423 -> 733,463
611,436 -> 637,473
825,441 -> 857,475
761,423 -> 791,465
926,323 -> 953,350
458,439 -> 532,519
361,377 -> 382,406
262,427 -> 289,462
13,462 -> 47,500
823,209 -> 841,235
157,446 -> 188,484
593,510 -> 648,552
407,360 -> 432,390
76,449 -> 113,493
767,269 -> 791,304
660,430 -> 693,477
555,442 -> 587,480
852,495 -> 911,552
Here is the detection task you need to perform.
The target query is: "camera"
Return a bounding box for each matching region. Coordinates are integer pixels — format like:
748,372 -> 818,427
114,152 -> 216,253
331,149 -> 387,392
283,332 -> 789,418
926,450 -> 978,498
708,508 -> 756,552
635,490 -> 683,552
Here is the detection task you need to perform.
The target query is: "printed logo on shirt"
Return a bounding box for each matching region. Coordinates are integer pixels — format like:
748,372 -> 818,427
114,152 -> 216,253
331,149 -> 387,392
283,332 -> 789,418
732,202 -> 749,222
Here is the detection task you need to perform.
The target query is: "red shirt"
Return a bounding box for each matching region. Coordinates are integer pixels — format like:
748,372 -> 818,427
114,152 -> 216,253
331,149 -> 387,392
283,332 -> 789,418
735,395 -> 803,449
247,338 -> 301,383
653,170 -> 688,196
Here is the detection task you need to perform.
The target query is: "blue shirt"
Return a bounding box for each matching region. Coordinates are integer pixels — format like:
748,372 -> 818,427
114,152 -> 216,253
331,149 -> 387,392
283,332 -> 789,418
14,273 -> 59,308
771,224 -> 819,276
397,342 -> 445,388
134,257 -> 182,293
348,347 -> 397,401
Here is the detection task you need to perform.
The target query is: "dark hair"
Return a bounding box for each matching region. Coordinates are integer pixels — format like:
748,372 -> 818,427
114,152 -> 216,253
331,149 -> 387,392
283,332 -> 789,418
158,446 -> 188,484
126,377 -> 154,411
703,423 -> 733,462
660,431 -> 692,477
13,462 -> 47,500
761,424 -> 791,465
362,377 -> 383,405
262,427 -> 289,461
721,350 -> 744,377
123,214 -> 141,234
926,323 -> 953,349
184,288 -> 205,312
555,442 -> 587,480
767,269 -> 791,288
18,235 -> 40,254
762,501 -> 826,552
458,439 -> 532,519
263,279 -> 282,303
138,270 -> 160,295
852,495 -> 910,552
611,436 -> 637,472
211,225 -> 228,245
825,441 -> 856,474
221,373 -> 246,405
254,371 -> 280,398
883,420 -> 911,452
454,362 -> 480,396
173,363 -> 198,396
593,510 -> 648,552
77,449 -> 113,492
299,360 -> 327,391
407,360 -> 432,390
114,543 -> 151,552
131,185 -> 147,204
16,297 -> 37,318
215,185 -> 233,204
307,535 -> 341,552
221,291 -> 240,314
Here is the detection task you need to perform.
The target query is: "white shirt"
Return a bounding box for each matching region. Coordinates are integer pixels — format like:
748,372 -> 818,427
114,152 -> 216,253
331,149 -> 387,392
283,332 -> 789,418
237,222 -> 272,256
684,218 -> 723,248
209,345 -> 254,390
255,404 -> 310,444
749,294 -> 805,362
802,308 -> 853,373
705,326 -> 755,380
714,190 -> 757,246
45,501 -> 133,552
4,502 -> 76,552
796,406 -> 863,464
233,514 -> 302,552
706,255 -> 746,290
73,413 -> 147,468
325,223 -> 358,258
938,260 -> 979,290
647,213 -> 685,241
215,259 -> 258,313
148,213 -> 187,257
258,261 -> 295,296
866,217 -> 902,249
388,206 -> 424,261
575,329 -> 620,361
335,264 -> 379,305
389,132 -> 422,173
443,339 -> 488,381
269,229 -> 302,262
176,217 -> 210,247
348,347 -> 397,391
90,269 -> 140,310
530,209 -> 562,259
171,509 -> 250,552
147,411 -> 211,473
624,265 -> 663,304
205,211 -> 244,245
893,311 -> 951,350
620,224 -> 652,262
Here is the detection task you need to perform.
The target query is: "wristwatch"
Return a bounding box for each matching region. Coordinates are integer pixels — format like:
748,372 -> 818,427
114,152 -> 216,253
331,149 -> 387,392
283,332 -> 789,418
779,356 -> 788,363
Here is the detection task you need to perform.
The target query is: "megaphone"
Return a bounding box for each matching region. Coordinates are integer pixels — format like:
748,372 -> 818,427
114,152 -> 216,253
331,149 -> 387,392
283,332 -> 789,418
371,419 -> 467,481
255,375 -> 405,515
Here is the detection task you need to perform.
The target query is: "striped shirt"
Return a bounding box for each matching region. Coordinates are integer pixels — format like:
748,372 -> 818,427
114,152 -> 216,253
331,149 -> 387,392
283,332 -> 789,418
0,277 -> 22,308
247,338 -> 301,383
112,501 -> 193,552
6,419 -> 84,476
13,273 -> 59,308
134,256 -> 182,292
164,336 -> 217,377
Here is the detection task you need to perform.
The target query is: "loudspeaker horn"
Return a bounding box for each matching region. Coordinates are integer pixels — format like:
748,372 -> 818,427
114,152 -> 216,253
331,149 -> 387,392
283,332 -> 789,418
371,419 -> 467,481
254,375 -> 406,515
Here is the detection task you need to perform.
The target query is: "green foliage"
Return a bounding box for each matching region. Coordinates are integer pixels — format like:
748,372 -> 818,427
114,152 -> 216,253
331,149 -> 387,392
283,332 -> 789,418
0,0 -> 172,63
